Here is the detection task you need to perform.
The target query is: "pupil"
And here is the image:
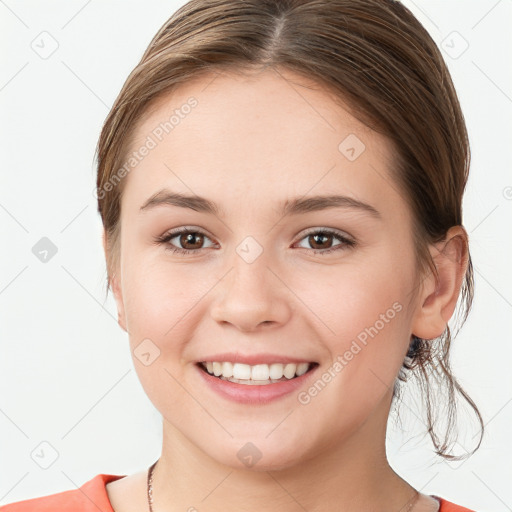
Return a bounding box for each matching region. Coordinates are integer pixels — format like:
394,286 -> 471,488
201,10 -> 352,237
311,233 -> 330,249
182,233 -> 203,249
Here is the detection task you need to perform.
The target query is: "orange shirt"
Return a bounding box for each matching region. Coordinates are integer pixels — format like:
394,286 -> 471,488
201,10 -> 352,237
0,474 -> 476,511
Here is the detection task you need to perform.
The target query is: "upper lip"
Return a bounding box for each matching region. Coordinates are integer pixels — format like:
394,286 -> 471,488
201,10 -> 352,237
196,352 -> 317,366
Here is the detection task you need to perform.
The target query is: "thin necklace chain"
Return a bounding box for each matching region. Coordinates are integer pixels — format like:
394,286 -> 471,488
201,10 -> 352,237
147,458 -> 420,512
147,459 -> 158,512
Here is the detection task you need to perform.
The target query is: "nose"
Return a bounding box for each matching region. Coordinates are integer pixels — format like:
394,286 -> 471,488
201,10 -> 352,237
209,251 -> 293,333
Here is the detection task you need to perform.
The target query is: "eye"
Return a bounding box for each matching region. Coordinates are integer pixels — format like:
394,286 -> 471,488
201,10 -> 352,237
155,227 -> 217,256
294,228 -> 356,255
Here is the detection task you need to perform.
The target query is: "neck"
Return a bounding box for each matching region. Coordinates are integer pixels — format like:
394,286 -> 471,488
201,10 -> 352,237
152,390 -> 416,512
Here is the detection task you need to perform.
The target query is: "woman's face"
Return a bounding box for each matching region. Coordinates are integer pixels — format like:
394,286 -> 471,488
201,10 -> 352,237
111,67 -> 423,470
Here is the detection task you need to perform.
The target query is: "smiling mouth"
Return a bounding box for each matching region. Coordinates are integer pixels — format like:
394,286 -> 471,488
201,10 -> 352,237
197,361 -> 319,385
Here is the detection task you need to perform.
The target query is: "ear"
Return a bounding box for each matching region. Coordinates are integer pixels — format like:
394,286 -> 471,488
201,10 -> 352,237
411,226 -> 469,340
102,229 -> 128,333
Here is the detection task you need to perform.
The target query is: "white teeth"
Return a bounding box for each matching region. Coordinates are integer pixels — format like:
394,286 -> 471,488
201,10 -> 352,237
269,363 -> 284,379
283,363 -> 296,379
296,362 -> 309,376
201,361 -> 313,381
232,363 -> 251,380
251,364 -> 269,380
212,362 -> 223,377
221,361 -> 233,378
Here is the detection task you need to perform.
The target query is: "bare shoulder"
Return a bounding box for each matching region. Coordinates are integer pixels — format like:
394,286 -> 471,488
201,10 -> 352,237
105,470 -> 148,512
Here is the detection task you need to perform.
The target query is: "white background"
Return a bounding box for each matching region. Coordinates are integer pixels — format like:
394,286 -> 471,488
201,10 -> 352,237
0,1 -> 511,510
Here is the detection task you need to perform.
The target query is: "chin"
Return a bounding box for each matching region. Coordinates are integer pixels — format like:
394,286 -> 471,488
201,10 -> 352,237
205,435 -> 313,472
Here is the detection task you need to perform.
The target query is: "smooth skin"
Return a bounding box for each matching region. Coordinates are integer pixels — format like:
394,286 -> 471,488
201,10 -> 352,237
104,67 -> 468,512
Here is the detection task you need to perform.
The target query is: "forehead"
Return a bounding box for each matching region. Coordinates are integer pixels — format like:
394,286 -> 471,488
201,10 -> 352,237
121,67 -> 404,220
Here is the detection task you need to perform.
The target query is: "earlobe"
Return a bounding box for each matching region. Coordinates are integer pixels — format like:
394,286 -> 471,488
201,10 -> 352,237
411,226 -> 469,340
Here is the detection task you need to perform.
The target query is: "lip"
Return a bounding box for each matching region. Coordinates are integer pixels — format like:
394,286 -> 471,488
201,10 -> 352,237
196,361 -> 319,405
196,352 -> 317,366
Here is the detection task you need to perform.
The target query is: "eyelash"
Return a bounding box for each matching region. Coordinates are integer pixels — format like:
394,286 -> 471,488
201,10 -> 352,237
155,227 -> 356,256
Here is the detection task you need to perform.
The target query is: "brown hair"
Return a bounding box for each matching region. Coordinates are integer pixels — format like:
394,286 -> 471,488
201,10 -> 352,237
95,0 -> 484,460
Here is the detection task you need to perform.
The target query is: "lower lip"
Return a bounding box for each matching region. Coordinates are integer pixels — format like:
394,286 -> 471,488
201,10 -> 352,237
196,363 -> 319,404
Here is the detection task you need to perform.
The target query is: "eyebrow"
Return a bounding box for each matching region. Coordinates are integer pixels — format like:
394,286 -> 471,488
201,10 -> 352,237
139,189 -> 381,219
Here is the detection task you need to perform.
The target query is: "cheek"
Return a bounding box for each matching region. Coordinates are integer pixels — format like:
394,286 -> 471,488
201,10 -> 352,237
122,255 -> 217,351
291,263 -> 414,439
296,252 -> 411,337
293,252 -> 414,388
120,260 -> 209,418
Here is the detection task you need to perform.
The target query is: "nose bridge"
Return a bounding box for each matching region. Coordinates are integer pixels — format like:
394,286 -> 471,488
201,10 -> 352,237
210,235 -> 292,331
232,237 -> 272,295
